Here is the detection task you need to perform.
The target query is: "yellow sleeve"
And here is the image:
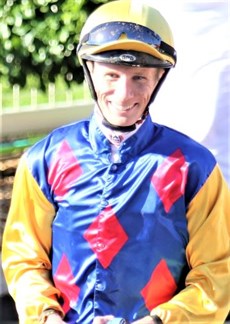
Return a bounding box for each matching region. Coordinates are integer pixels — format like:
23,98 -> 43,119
152,165 -> 230,323
1,155 -> 65,323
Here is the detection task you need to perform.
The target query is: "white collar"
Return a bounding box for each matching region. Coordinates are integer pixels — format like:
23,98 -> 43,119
94,106 -> 144,147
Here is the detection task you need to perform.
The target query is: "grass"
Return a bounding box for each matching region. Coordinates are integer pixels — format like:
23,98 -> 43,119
0,134 -> 47,156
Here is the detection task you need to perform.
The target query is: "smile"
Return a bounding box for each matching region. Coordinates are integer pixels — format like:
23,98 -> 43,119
109,103 -> 137,111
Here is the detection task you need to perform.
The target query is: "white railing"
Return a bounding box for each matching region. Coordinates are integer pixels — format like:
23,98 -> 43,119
0,83 -> 94,139
0,81 -> 91,111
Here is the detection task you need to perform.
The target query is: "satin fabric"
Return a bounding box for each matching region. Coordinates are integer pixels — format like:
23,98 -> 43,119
2,114 -> 230,323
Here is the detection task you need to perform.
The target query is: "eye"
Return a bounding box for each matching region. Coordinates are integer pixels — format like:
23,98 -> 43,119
105,72 -> 119,80
133,75 -> 146,81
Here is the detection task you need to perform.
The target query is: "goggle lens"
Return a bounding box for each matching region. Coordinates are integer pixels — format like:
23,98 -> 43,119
82,21 -> 162,48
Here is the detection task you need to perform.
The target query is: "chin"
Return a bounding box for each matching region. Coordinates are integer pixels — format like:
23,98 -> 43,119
107,118 -> 135,127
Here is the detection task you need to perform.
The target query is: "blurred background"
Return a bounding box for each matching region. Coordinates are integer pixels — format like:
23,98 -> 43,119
0,0 -> 229,322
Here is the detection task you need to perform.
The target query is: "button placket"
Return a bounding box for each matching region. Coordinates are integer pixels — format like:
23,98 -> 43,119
100,198 -> 109,208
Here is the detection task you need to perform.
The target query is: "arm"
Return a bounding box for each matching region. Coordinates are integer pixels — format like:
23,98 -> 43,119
1,155 -> 65,323
151,165 -> 230,322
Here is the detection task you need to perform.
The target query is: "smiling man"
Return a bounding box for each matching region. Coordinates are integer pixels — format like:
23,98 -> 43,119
2,1 -> 230,324
90,61 -> 164,129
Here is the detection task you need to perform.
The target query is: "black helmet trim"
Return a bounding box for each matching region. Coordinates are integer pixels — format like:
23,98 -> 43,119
78,21 -> 177,65
81,50 -> 173,68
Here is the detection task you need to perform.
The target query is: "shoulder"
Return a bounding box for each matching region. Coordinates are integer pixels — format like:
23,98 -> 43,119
154,123 -> 216,164
24,119 -> 90,175
152,123 -> 217,195
27,119 -> 90,156
21,119 -> 90,200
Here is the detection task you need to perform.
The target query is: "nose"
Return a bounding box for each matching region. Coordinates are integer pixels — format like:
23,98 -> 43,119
114,76 -> 135,101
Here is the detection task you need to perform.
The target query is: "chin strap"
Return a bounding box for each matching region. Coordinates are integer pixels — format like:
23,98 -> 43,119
82,59 -> 169,133
101,104 -> 150,132
102,120 -> 137,132
101,116 -> 145,132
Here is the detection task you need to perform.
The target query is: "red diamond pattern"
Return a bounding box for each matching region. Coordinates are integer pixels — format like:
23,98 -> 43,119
151,149 -> 188,212
141,259 -> 177,310
48,140 -> 83,198
54,254 -> 80,313
84,206 -> 128,268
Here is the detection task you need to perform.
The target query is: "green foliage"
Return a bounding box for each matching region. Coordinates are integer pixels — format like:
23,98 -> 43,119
0,0 -> 108,90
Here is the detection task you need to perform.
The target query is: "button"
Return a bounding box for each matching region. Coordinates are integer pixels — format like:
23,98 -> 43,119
113,153 -> 121,163
96,242 -> 105,251
111,164 -> 118,171
95,282 -> 105,291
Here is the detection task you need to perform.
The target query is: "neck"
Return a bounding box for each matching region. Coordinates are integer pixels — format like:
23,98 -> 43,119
95,107 -> 144,147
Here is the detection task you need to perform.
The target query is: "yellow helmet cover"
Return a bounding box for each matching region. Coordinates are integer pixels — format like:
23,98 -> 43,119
77,0 -> 176,67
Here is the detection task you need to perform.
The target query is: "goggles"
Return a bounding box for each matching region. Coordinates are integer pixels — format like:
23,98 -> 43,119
82,21 -> 161,48
79,21 -> 176,63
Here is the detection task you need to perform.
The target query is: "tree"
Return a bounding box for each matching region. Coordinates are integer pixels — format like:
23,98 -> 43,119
0,0 -> 108,90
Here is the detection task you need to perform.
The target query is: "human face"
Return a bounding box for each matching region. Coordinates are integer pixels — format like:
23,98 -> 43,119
89,61 -> 164,127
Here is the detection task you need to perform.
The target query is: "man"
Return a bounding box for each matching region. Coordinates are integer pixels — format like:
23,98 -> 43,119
2,1 -> 230,323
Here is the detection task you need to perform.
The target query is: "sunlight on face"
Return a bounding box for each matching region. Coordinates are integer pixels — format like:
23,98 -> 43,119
89,62 -> 164,127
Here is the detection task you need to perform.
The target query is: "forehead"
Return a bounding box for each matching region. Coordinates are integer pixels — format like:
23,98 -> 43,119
92,61 -> 158,74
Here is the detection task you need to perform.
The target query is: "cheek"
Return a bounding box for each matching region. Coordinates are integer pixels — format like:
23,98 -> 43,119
95,87 -> 109,101
92,77 -> 110,98
93,83 -> 105,99
141,86 -> 155,102
147,78 -> 160,95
